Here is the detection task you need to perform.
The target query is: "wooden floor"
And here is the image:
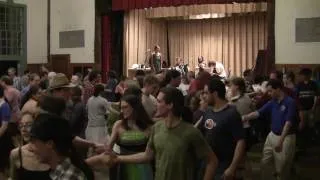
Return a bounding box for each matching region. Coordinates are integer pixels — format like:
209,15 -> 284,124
247,143 -> 320,180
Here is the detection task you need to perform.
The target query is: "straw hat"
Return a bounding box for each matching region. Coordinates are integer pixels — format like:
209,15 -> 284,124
48,73 -> 75,90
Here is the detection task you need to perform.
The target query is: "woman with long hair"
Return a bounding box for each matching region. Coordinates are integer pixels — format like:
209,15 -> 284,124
87,94 -> 154,180
10,113 -> 51,180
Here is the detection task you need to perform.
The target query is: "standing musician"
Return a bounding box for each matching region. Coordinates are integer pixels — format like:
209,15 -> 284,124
149,45 -> 162,73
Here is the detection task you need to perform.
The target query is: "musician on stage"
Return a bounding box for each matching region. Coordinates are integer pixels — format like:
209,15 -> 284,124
208,61 -> 227,78
198,56 -> 206,69
150,45 -> 162,73
174,57 -> 188,75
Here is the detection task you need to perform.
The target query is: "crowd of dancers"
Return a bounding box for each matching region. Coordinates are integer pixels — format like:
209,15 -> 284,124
0,65 -> 319,180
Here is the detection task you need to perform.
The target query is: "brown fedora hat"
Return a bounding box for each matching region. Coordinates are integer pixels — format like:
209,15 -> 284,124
48,73 -> 75,90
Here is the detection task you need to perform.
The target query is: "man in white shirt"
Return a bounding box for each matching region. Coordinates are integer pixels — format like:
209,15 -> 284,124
208,61 -> 227,78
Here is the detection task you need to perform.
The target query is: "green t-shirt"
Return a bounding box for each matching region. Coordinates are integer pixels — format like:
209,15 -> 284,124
148,120 -> 211,180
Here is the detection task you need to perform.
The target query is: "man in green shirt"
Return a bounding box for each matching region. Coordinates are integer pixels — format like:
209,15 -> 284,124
115,87 -> 218,180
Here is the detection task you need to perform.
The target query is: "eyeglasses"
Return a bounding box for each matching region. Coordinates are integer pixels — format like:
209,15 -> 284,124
19,123 -> 33,130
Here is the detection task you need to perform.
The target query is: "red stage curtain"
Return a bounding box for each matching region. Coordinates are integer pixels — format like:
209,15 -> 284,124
102,16 -> 112,81
112,0 -> 267,11
135,0 -> 144,9
266,0 -> 275,73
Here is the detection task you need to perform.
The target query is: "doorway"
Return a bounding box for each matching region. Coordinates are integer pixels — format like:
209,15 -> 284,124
0,61 -> 18,77
50,54 -> 71,77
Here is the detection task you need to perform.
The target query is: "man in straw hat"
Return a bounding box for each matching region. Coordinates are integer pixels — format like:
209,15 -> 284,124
41,73 -> 97,151
48,73 -> 76,100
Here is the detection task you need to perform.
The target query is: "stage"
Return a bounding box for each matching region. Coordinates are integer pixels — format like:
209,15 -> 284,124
122,2 -> 268,77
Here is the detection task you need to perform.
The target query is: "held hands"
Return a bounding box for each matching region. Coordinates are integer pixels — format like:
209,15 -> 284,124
92,143 -> 115,154
86,149 -> 118,168
101,151 -> 118,167
222,167 -> 236,180
93,143 -> 106,154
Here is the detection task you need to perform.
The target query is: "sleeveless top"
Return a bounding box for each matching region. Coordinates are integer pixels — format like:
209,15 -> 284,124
16,147 -> 51,180
152,53 -> 161,72
117,131 -> 149,155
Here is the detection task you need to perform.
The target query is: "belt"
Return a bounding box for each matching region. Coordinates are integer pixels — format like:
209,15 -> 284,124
272,131 -> 281,136
272,131 -> 296,136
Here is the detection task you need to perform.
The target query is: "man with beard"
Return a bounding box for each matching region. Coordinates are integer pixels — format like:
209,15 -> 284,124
200,78 -> 245,179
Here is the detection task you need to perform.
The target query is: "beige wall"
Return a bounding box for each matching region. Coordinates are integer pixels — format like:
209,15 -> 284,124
14,0 -> 48,64
4,0 -> 95,64
50,0 -> 95,63
276,0 -> 320,64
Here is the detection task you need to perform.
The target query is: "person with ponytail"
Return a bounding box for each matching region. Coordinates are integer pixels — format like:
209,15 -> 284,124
29,113 -> 94,180
86,83 -> 110,179
86,84 -> 110,153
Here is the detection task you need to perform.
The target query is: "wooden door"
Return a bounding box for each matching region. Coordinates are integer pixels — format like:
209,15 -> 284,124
50,54 -> 71,77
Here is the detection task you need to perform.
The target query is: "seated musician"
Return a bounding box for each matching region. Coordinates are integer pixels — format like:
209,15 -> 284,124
208,61 -> 227,78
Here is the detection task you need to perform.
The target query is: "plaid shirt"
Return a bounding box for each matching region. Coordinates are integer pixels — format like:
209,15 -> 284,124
50,158 -> 86,180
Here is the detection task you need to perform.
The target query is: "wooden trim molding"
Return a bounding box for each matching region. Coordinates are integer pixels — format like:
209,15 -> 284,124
69,63 -> 99,77
27,64 -> 46,74
276,64 -> 320,69
275,64 -> 320,76
28,63 -> 100,76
